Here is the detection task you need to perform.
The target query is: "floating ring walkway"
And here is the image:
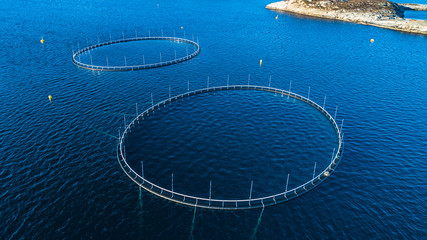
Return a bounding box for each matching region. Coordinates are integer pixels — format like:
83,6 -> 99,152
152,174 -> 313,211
72,36 -> 200,71
117,85 -> 344,210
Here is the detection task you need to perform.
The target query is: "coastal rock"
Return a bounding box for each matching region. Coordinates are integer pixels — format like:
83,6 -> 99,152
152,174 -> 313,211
266,0 -> 427,35
399,3 -> 427,11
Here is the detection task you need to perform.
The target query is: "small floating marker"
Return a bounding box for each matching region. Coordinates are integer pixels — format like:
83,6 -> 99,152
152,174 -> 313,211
48,95 -> 52,103
259,59 -> 262,67
370,39 -> 374,43
181,26 -> 183,29
275,15 -> 278,20
324,171 -> 330,177
40,37 -> 45,44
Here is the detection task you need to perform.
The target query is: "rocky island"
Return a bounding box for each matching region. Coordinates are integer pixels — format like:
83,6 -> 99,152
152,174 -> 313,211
266,0 -> 427,35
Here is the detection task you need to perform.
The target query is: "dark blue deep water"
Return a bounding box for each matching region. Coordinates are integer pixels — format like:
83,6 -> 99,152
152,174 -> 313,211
1,0 -> 426,239
125,90 -> 339,200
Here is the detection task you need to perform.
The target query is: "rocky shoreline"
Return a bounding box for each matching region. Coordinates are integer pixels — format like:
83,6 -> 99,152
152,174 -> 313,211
399,3 -> 427,11
266,0 -> 427,35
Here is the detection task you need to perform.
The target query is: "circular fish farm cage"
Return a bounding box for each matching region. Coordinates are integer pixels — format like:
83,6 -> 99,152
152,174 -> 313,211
72,36 -> 200,71
117,85 -> 344,210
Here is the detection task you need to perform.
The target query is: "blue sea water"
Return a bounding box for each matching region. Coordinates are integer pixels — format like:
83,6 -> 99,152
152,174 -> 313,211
404,10 -> 427,20
0,0 -> 426,239
125,90 -> 339,200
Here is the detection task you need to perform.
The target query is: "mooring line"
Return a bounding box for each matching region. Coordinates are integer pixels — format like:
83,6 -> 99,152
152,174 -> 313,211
90,109 -> 136,118
139,187 -> 143,209
250,207 -> 265,240
89,127 -> 118,139
333,170 -> 359,175
189,206 -> 197,240
139,186 -> 145,236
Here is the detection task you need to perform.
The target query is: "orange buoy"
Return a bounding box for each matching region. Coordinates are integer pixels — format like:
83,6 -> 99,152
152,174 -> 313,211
40,37 -> 45,44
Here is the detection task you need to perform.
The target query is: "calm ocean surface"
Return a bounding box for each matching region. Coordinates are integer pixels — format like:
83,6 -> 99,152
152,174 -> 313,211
0,0 -> 426,239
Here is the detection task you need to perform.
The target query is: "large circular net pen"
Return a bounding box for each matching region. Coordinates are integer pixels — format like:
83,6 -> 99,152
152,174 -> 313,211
72,36 -> 200,71
117,85 -> 344,210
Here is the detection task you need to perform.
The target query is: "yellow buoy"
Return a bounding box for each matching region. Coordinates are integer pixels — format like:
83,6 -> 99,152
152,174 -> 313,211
275,15 -> 278,20
370,39 -> 374,43
48,95 -> 52,103
324,171 -> 330,177
181,26 -> 183,29
259,59 -> 263,66
40,37 -> 45,44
